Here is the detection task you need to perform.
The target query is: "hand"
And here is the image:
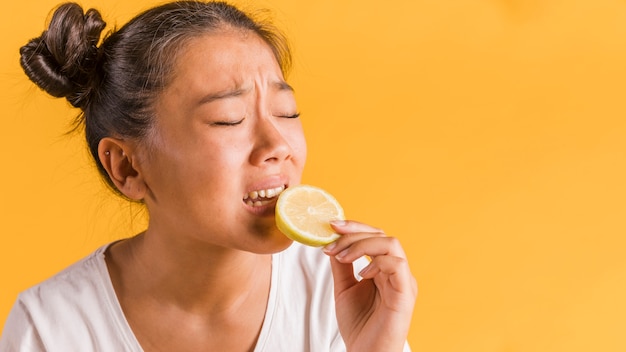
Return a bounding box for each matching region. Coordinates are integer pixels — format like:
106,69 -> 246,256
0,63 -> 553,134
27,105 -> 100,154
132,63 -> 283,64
323,220 -> 417,352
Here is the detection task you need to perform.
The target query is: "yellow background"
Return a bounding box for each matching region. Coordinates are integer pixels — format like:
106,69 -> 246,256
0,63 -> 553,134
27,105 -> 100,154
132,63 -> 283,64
1,0 -> 626,350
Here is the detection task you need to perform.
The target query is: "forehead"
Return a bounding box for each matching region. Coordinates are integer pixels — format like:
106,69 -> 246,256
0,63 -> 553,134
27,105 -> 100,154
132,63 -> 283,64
171,29 -> 282,83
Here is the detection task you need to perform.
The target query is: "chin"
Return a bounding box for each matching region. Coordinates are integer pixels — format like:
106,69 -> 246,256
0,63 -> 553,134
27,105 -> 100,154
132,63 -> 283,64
248,226 -> 294,254
235,213 -> 294,254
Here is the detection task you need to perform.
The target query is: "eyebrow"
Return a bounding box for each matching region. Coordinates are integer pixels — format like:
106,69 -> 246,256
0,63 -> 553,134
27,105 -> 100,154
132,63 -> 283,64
199,87 -> 249,104
273,80 -> 295,92
198,80 -> 294,105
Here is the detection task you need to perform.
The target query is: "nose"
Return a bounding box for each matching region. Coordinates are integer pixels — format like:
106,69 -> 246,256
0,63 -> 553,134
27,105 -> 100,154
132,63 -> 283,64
249,116 -> 293,166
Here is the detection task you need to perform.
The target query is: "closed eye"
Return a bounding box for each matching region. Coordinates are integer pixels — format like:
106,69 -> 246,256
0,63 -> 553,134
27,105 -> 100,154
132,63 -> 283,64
280,112 -> 300,119
211,118 -> 245,126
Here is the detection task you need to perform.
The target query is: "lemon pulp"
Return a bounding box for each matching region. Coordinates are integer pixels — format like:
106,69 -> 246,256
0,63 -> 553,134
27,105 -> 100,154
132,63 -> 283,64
275,185 -> 344,247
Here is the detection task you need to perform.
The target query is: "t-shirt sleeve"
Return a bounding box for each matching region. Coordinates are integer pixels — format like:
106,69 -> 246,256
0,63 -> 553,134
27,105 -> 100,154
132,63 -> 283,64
0,297 -> 46,352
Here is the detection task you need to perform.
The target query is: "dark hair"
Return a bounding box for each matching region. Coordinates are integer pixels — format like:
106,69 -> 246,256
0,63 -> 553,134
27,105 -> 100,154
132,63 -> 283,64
19,1 -> 292,198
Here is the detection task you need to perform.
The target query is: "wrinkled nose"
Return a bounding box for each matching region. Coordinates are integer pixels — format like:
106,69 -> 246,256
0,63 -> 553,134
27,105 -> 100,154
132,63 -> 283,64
249,116 -> 293,166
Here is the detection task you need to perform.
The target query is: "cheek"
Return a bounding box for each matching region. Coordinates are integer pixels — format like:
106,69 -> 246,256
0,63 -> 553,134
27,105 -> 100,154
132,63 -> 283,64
295,137 -> 307,163
288,124 -> 307,163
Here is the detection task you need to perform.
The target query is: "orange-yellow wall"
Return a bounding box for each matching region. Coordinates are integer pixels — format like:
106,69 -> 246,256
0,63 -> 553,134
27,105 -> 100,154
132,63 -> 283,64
2,0 -> 626,350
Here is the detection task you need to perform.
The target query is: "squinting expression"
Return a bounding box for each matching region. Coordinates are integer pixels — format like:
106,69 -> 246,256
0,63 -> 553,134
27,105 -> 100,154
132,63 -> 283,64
135,28 -> 307,254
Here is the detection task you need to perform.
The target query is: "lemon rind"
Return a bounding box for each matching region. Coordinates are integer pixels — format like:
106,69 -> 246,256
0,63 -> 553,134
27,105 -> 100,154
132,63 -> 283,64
275,185 -> 344,247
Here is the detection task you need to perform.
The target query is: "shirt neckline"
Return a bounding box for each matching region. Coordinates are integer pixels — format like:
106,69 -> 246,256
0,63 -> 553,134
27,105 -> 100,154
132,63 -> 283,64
92,242 -> 282,352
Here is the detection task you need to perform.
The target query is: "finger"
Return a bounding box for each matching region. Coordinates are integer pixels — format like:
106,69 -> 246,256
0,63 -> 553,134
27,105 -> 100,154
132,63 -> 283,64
359,255 -> 415,294
330,219 -> 383,235
329,236 -> 407,264
328,255 -> 360,296
323,219 -> 387,256
323,231 -> 385,256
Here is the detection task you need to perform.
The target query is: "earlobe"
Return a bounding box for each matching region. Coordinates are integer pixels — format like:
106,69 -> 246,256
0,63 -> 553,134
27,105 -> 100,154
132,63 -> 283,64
98,138 -> 146,200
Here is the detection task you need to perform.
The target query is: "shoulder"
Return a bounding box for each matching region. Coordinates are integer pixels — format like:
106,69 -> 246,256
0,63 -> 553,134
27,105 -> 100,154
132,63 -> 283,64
1,243 -> 139,350
19,244 -> 111,309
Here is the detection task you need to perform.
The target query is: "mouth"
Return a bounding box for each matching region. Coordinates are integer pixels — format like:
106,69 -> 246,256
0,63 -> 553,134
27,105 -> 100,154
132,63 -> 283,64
243,185 -> 286,207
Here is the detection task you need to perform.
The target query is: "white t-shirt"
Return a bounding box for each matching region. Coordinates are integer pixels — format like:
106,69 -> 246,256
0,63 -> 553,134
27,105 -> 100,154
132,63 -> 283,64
0,242 -> 411,351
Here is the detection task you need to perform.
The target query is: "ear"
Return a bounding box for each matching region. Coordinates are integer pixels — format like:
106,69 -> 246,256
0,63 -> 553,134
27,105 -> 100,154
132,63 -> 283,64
97,137 -> 147,200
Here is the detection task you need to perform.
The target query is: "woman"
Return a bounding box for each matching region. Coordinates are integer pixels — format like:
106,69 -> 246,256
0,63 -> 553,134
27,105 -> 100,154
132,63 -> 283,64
1,1 -> 416,351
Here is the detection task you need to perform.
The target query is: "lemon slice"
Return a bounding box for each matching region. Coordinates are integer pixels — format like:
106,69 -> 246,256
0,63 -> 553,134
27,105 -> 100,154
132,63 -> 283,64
275,184 -> 345,246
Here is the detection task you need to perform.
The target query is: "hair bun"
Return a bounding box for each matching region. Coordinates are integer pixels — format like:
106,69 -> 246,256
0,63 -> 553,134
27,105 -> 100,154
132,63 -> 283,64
20,3 -> 106,109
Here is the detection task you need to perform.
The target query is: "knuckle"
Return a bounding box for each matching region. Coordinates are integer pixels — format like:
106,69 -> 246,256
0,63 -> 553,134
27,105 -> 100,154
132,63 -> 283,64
386,236 -> 402,248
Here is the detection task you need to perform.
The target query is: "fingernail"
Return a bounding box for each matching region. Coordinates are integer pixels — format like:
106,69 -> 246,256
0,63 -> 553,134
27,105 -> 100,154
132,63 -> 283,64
330,220 -> 346,226
358,264 -> 371,277
336,249 -> 348,260
323,242 -> 336,252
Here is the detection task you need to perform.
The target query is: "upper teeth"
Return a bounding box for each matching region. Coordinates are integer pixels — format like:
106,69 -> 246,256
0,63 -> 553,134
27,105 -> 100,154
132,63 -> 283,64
244,185 -> 285,201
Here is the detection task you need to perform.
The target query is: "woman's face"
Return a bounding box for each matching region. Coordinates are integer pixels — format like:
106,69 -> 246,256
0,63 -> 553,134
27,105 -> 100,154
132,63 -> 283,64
136,29 -> 307,253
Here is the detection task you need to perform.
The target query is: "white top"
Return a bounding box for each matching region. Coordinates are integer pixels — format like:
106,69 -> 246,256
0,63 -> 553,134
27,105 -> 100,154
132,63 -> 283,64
1,242 -> 410,351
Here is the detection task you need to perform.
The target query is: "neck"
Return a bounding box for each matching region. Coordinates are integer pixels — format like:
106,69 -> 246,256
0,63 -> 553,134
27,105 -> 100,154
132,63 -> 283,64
107,230 -> 272,316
